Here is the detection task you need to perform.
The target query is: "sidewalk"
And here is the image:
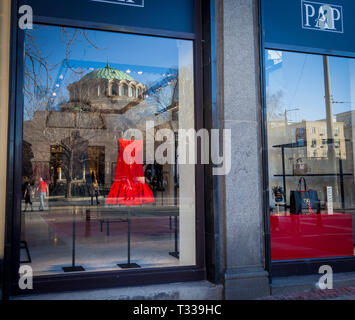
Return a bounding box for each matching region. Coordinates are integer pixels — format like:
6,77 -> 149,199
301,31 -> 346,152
260,286 -> 355,300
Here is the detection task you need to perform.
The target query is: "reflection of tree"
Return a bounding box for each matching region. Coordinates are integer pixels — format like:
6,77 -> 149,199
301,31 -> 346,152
60,28 -> 100,73
60,131 -> 89,199
49,145 -> 63,190
35,77 -> 108,198
24,31 -> 51,107
44,107 -> 106,198
147,68 -> 179,114
24,26 -> 104,198
24,26 -> 100,118
22,140 -> 34,182
267,90 -> 284,121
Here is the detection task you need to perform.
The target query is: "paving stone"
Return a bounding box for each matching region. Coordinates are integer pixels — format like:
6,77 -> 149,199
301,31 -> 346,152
259,286 -> 355,300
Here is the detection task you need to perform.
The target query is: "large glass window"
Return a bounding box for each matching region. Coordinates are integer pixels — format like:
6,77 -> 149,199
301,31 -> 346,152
21,25 -> 196,275
266,50 -> 355,261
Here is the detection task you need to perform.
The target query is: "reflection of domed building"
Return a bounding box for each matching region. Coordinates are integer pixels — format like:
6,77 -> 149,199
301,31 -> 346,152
23,65 -> 177,203
64,65 -> 147,112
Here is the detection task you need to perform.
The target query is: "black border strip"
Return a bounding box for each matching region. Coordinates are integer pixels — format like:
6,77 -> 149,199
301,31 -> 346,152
258,0 -> 272,283
264,42 -> 355,60
12,267 -> 206,295
201,0 -> 223,285
272,257 -> 355,277
33,15 -> 196,41
3,0 -> 20,301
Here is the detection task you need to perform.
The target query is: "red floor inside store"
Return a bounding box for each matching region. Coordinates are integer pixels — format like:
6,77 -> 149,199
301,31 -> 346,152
271,213 -> 354,260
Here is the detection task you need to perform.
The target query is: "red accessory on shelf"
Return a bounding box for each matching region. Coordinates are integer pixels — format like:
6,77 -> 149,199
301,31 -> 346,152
106,139 -> 155,206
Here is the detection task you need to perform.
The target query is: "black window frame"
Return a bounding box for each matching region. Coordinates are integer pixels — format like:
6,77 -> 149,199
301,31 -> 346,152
3,0 -> 208,297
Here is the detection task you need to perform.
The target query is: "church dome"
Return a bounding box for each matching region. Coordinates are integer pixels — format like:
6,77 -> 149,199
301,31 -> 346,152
81,64 -> 135,82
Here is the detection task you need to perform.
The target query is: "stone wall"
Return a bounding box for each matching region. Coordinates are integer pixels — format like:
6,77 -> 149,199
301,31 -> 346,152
220,0 -> 270,299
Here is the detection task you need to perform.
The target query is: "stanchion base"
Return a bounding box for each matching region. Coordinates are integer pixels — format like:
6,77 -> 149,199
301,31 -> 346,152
62,266 -> 85,272
169,252 -> 180,259
118,263 -> 141,269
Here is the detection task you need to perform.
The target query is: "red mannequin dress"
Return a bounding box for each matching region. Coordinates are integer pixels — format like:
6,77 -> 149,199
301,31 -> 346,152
106,139 -> 155,206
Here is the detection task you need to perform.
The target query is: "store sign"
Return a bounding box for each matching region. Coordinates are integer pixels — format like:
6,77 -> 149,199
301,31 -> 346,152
19,0 -> 193,34
261,0 -> 355,55
90,0 -> 144,8
302,1 -> 343,33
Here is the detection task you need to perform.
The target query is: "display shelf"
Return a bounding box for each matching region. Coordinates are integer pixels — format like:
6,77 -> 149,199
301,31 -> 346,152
273,138 -> 350,149
272,142 -> 353,210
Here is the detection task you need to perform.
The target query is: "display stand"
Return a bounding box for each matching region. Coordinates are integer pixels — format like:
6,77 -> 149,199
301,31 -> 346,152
63,207 -> 85,272
20,240 -> 32,264
99,207 -> 179,265
273,141 -> 353,210
169,215 -> 179,259
118,210 -> 141,269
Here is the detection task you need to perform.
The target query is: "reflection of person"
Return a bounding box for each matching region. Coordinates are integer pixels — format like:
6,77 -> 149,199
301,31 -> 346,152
23,182 -> 33,212
87,173 -> 100,206
92,179 -> 100,205
37,177 -> 48,211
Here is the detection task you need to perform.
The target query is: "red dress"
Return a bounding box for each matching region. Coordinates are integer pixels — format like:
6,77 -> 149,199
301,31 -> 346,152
106,139 -> 155,206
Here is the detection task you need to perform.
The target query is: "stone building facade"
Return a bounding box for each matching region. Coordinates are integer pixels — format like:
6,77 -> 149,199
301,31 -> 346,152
3,0 -> 355,301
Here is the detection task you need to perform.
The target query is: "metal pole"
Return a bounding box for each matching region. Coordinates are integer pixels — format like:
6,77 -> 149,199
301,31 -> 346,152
72,207 -> 76,267
323,55 -> 339,205
282,147 -> 286,211
127,213 -> 131,265
323,56 -> 336,160
62,207 -> 84,272
339,158 -> 345,209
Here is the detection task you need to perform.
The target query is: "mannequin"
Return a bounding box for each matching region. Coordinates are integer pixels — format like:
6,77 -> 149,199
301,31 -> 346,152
106,139 -> 155,206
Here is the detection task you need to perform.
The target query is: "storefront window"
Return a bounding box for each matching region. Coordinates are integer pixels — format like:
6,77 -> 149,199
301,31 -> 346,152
21,25 -> 196,275
266,50 -> 355,261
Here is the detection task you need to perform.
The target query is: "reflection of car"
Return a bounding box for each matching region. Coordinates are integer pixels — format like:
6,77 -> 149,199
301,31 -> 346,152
272,186 -> 284,203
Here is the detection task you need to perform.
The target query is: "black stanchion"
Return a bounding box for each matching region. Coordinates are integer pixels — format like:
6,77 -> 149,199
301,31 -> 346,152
169,215 -> 179,259
63,207 -> 85,272
118,210 -> 141,269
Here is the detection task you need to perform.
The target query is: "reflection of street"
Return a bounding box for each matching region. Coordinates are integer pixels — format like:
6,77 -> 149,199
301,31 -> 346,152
22,196 -> 179,210
20,204 -> 180,276
260,285 -> 355,300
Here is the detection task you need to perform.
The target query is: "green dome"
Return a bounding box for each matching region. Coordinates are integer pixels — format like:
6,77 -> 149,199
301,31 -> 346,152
81,65 -> 135,82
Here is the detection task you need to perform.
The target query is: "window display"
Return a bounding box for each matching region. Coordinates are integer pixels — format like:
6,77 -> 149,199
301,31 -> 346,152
266,50 -> 355,261
20,25 -> 196,275
106,139 -> 155,206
